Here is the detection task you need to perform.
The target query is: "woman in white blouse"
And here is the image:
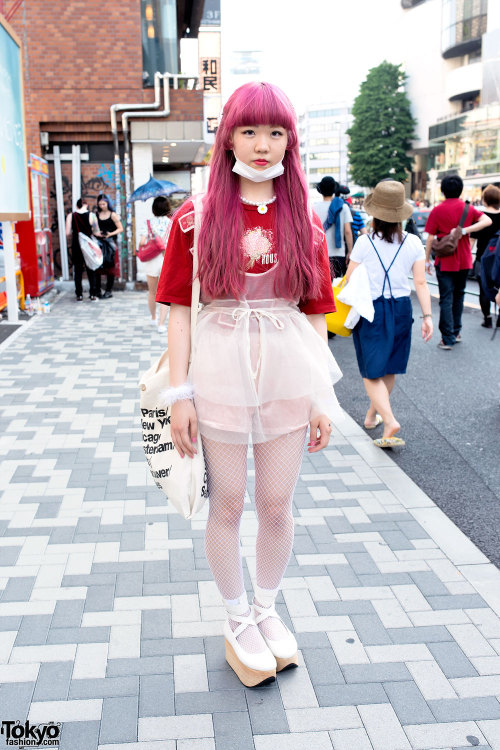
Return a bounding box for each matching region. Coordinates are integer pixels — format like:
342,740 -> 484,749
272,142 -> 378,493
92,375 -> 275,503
138,196 -> 172,332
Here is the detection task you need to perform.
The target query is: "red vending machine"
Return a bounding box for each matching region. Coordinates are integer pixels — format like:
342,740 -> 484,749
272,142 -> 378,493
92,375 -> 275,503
16,154 -> 54,298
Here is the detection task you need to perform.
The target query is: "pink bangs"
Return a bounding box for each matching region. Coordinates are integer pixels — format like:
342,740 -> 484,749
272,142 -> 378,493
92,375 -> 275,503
219,82 -> 298,149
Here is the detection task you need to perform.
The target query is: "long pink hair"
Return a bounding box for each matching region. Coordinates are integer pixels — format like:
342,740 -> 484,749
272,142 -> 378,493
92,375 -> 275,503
197,81 -> 322,301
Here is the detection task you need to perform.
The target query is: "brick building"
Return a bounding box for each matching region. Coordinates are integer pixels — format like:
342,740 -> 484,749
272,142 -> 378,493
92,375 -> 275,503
4,0 -> 206,279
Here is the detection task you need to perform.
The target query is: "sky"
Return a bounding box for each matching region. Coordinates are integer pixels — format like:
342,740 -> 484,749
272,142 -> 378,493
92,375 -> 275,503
220,0 -> 409,113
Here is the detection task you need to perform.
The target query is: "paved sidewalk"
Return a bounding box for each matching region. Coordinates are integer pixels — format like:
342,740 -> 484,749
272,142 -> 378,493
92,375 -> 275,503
1,291 -> 500,750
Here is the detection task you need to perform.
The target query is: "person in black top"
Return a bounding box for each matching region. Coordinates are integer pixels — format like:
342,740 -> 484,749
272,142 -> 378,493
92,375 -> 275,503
471,185 -> 500,328
95,194 -> 123,298
65,198 -> 100,300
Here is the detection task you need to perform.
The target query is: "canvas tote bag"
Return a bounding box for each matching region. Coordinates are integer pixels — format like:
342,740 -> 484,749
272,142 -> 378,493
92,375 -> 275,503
139,195 -> 207,519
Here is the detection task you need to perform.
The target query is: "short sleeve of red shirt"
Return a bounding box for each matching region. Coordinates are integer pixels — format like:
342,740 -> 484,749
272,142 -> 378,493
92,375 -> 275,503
298,212 -> 336,315
156,201 -> 194,307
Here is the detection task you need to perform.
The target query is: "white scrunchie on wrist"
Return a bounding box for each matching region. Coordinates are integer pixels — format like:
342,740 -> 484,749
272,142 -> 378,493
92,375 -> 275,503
159,383 -> 194,406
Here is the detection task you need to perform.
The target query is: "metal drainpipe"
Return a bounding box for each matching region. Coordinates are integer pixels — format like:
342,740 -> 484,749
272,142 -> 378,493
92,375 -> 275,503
121,74 -> 199,283
122,74 -> 171,283
109,72 -> 162,277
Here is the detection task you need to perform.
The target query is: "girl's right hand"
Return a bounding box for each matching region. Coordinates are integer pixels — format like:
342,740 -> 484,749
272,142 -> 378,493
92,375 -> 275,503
171,400 -> 198,459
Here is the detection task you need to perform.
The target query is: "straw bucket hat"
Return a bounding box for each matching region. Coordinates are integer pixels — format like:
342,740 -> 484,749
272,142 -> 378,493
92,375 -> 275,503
364,181 -> 413,222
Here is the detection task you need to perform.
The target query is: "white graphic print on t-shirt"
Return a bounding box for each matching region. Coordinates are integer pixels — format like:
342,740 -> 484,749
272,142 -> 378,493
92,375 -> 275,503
242,227 -> 277,270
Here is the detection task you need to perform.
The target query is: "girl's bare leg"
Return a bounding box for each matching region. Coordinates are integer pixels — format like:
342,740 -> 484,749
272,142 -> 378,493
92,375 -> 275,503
146,275 -> 158,320
362,377 -> 400,438
364,373 -> 396,427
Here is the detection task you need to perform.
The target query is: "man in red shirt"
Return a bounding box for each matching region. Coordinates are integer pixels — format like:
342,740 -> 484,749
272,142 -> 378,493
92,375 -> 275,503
425,175 -> 491,349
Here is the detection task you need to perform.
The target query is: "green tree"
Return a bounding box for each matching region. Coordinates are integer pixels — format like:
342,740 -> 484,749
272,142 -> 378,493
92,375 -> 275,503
346,61 -> 417,188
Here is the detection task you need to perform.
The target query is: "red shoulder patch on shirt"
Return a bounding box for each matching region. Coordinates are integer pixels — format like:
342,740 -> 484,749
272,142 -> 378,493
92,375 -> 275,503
179,211 -> 195,233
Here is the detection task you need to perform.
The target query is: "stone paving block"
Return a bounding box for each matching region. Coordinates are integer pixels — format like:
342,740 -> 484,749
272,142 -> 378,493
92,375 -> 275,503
387,626 -> 453,644
213,710 -> 254,750
59,720 -> 100,750
384,680 -> 436,724
1,576 -> 36,602
429,697 -> 500,722
428,642 -> 481,679
69,676 -> 139,699
343,663 -> 411,683
295,632 -> 332,649
329,727 -> 373,750
357,573 -> 413,586
358,703 -> 411,750
350,613 -> 393,645
138,713 -> 214,741
301,647 -> 345,685
106,655 -> 173,678
247,685 -> 289,734
427,595 -> 489,611
450,676 -> 500,698
380,530 -> 416,550
115,572 -> 143,597
83,585 -> 116,613
143,560 -> 170,584
254,732 -> 333,750
406,661 -> 457,700
316,681 -> 387,707
0,682 -> 35,722
141,609 -> 171,640
175,689 -> 247,714
277,665 -> 318,709
139,673 -> 174,717
325,565 -> 361,588
46,626 -> 110,644
404,722 -> 486,749
447,625 -> 497,659
410,570 -> 456,596
15,614 -> 52,646
345,552 -> 380,575
33,661 -> 72,701
397,520 -> 430,539
174,654 -> 209,693
286,706 -> 361,732
315,600 -> 375,616
99,695 -> 138,744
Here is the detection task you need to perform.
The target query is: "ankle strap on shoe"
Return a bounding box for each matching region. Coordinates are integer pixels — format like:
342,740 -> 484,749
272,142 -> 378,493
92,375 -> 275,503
228,611 -> 255,639
253,601 -> 279,625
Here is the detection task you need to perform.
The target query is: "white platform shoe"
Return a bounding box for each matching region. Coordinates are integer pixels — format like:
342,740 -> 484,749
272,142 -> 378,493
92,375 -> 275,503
223,611 -> 277,687
252,600 -> 299,672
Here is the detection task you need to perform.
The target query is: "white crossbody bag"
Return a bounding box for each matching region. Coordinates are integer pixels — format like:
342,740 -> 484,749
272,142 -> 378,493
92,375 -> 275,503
139,195 -> 207,519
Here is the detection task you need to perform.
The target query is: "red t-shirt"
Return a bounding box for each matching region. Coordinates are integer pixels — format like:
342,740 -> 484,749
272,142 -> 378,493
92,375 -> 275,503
156,199 -> 335,315
425,199 -> 483,272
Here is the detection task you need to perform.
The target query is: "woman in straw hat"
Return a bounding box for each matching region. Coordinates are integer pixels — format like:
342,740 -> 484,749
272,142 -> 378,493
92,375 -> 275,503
344,180 -> 433,447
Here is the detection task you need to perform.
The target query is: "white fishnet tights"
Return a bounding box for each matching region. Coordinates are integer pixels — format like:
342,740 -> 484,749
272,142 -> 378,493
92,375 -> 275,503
202,428 -> 306,652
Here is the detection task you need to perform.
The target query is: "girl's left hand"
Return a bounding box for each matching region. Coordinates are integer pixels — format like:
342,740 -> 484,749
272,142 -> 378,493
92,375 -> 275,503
308,414 -> 332,453
421,318 -> 433,342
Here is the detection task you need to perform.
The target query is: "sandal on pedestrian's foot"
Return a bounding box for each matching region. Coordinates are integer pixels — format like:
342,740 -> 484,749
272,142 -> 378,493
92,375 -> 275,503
374,437 -> 406,448
224,611 -> 276,687
364,414 -> 383,430
253,600 -> 298,672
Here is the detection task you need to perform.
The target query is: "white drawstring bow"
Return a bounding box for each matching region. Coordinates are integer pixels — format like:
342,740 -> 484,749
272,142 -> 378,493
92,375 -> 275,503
230,307 -> 285,378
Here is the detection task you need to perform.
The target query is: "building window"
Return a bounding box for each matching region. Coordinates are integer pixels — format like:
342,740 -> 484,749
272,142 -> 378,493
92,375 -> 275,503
441,0 -> 488,59
142,0 -> 178,87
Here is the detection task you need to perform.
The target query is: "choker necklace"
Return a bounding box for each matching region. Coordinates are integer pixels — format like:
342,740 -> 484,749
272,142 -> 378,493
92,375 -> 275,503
240,195 -> 276,215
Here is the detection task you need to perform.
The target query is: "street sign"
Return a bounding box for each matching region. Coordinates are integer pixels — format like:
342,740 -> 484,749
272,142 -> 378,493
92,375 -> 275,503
0,14 -> 29,221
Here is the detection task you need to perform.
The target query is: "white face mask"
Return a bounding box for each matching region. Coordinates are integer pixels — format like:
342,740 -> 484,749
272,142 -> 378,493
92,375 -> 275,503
232,156 -> 285,183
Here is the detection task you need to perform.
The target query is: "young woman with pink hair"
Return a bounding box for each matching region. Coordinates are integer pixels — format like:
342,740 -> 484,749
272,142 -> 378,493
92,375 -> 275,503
156,82 -> 342,687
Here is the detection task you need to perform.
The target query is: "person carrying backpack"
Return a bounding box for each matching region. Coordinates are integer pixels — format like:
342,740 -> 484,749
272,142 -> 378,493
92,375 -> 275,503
471,185 -> 500,328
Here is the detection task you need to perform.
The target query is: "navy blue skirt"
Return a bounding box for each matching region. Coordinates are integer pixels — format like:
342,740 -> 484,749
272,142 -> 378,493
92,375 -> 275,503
353,295 -> 413,379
